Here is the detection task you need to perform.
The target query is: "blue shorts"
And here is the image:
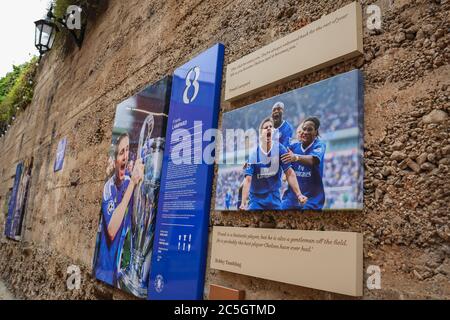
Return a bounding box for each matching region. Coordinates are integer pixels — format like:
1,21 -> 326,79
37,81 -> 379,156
248,191 -> 282,210
281,196 -> 302,210
282,194 -> 324,211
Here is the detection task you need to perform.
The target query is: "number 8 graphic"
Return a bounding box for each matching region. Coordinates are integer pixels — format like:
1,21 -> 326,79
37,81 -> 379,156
183,66 -> 201,104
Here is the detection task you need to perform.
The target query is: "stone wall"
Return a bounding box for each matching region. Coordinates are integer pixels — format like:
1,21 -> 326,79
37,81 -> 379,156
0,0 -> 449,299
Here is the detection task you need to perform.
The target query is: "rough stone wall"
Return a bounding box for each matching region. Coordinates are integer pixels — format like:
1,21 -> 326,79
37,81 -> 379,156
0,0 -> 449,300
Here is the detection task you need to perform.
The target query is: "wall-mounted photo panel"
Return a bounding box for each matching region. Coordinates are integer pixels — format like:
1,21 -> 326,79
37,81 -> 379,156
4,158 -> 33,240
92,76 -> 172,299
54,137 -> 67,172
149,43 -> 225,300
215,69 -> 364,212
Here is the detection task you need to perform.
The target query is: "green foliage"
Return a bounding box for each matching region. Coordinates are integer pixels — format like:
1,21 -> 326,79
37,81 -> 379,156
0,57 -> 38,132
53,0 -> 72,18
52,0 -> 106,53
53,0 -> 104,19
0,1 -> 107,134
0,66 -> 22,103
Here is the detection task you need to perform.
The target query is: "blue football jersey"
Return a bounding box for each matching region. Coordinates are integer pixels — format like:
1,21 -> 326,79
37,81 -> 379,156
95,175 -> 132,285
275,120 -> 294,147
283,139 -> 326,210
245,143 -> 292,196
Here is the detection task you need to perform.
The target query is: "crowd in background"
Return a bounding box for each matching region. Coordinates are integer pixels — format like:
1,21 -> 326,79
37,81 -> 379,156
221,74 -> 359,137
323,152 -> 359,188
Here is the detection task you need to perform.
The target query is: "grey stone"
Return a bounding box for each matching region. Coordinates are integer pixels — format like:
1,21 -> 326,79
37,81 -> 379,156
395,32 -> 406,43
422,110 -> 448,124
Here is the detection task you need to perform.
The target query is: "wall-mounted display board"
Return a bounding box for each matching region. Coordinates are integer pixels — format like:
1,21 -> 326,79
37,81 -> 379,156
4,158 -> 33,241
211,226 -> 363,297
215,69 -> 364,212
54,137 -> 67,172
148,43 -> 225,300
224,2 -> 363,101
92,76 -> 172,299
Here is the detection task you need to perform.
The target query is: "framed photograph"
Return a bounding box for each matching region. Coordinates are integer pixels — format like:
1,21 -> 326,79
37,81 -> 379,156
92,76 -> 172,298
54,137 -> 67,172
215,69 -> 364,211
4,158 -> 33,240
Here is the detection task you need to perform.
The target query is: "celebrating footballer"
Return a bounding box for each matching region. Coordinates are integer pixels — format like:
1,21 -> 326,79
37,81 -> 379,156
239,101 -> 326,211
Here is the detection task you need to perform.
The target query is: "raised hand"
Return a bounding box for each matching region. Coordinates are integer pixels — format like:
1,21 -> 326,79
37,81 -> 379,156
131,158 -> 144,185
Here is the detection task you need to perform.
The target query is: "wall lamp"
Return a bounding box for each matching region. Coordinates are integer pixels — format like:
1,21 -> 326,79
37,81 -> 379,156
34,5 -> 86,57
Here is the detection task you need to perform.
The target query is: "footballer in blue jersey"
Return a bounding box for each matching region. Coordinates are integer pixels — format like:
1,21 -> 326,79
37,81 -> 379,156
94,133 -> 144,286
240,118 -> 307,211
272,101 -> 294,147
281,117 -> 326,210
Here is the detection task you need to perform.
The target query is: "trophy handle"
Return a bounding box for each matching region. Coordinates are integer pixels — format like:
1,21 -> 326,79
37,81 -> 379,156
137,115 -> 155,160
132,115 -> 155,231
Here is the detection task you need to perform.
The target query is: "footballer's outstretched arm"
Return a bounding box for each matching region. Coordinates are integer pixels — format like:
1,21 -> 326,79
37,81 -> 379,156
107,159 -> 144,241
295,154 -> 319,167
285,168 -> 308,204
281,149 -> 319,167
239,176 -> 252,210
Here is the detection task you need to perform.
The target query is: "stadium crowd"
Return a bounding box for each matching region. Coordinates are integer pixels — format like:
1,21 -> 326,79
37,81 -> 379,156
323,152 -> 359,188
221,73 -> 358,137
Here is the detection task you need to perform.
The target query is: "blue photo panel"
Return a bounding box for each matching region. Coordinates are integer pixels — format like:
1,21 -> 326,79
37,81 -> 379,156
92,76 -> 173,299
4,162 -> 23,239
149,43 -> 225,300
215,69 -> 364,212
54,137 -> 67,172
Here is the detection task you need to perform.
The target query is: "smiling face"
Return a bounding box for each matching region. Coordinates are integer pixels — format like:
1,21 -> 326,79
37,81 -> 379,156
260,119 -> 274,144
115,136 -> 130,184
298,120 -> 318,146
271,104 -> 284,127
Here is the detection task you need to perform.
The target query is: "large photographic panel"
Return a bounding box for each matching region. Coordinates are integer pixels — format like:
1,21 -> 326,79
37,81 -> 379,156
148,43 -> 225,300
215,69 -> 364,212
4,158 -> 33,240
92,76 -> 172,298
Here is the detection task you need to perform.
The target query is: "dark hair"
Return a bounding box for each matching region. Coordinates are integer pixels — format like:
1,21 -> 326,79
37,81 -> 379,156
114,132 -> 129,159
303,117 -> 321,136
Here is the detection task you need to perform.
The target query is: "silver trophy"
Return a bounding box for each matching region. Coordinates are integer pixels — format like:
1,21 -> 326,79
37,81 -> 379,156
118,115 -> 165,298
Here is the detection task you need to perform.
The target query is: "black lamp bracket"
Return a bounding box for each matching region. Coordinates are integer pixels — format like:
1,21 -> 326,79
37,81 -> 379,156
48,5 -> 86,48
